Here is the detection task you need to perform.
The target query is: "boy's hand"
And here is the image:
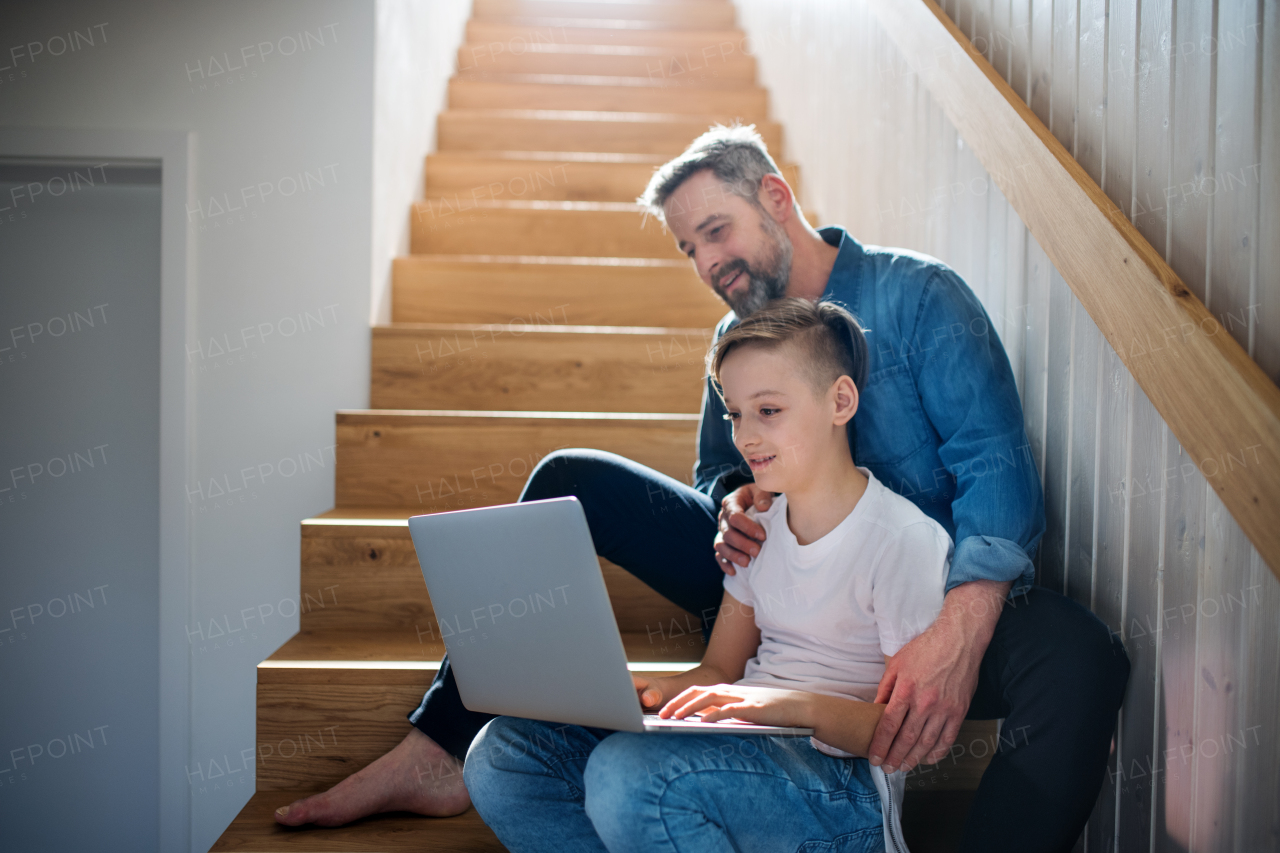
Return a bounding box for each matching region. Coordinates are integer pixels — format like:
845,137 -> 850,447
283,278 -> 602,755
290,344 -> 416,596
632,674 -> 666,710
714,484 -> 774,574
660,683 -> 813,729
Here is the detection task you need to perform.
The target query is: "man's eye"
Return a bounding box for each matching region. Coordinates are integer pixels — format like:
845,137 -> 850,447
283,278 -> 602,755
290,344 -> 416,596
760,407 -> 780,416
722,412 -> 740,421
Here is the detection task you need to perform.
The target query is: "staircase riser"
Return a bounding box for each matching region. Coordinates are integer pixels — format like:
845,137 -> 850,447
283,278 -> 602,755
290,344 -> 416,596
472,0 -> 736,28
425,156 -> 657,204
300,532 -> 696,634
391,258 -> 724,327
255,671 -> 433,792
456,46 -> 756,81
448,79 -> 768,116
370,328 -> 708,413
334,417 -> 697,507
438,113 -> 783,155
411,205 -> 681,258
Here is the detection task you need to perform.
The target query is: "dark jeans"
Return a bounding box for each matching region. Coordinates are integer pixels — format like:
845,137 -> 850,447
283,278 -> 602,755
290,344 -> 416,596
409,449 -> 1129,853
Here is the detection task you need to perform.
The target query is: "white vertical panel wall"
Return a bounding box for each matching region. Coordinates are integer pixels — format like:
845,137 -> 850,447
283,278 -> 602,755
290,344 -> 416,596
733,1 -> 1279,850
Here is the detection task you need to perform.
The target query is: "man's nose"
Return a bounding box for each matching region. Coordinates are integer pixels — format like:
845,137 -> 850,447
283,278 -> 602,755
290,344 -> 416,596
699,248 -> 724,285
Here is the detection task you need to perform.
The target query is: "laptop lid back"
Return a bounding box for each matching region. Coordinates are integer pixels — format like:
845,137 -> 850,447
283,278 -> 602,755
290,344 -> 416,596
408,497 -> 644,733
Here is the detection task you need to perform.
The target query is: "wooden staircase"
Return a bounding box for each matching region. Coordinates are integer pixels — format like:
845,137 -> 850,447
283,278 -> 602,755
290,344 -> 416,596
211,1 -> 990,849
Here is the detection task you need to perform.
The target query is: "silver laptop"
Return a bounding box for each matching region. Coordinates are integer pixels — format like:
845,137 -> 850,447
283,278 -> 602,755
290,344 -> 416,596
407,496 -> 813,737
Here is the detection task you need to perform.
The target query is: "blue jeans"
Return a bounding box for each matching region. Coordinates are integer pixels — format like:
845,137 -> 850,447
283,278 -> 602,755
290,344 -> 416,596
464,716 -> 887,853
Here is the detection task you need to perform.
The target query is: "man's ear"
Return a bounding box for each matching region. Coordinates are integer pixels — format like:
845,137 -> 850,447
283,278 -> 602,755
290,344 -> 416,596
757,173 -> 796,223
831,375 -> 859,426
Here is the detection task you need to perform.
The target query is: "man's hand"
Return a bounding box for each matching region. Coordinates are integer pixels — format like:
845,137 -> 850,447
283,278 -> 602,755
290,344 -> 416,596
660,683 -> 814,729
632,674 -> 668,710
713,484 -> 775,575
868,580 -> 1009,773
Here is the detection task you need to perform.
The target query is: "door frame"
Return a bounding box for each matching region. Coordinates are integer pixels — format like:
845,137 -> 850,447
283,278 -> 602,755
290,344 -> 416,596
0,126 -> 195,852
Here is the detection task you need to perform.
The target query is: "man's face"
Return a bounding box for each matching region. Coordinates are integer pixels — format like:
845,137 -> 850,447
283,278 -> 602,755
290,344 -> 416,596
662,170 -> 793,318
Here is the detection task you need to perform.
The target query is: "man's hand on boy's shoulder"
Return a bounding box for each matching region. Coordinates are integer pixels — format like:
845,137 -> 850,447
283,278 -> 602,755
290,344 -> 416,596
715,484 -> 775,575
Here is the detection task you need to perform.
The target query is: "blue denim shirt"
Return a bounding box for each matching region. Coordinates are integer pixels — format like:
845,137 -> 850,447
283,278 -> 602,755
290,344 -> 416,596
695,227 -> 1045,595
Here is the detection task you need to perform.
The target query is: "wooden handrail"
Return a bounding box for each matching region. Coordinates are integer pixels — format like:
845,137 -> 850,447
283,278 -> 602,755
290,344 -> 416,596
866,0 -> 1280,579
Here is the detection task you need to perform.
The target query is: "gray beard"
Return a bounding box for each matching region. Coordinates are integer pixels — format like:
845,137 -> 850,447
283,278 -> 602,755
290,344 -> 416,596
720,219 -> 794,319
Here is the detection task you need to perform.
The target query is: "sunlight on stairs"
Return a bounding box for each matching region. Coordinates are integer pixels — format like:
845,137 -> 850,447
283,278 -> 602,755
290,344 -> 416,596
211,1 -> 989,849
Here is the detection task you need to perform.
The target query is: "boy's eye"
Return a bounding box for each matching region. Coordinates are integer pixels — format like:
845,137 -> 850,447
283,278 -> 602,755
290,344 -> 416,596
760,407 -> 780,416
722,412 -> 740,421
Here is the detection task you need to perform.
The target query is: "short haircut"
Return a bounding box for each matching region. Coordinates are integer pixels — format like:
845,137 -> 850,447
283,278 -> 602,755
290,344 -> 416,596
709,297 -> 870,398
637,124 -> 786,224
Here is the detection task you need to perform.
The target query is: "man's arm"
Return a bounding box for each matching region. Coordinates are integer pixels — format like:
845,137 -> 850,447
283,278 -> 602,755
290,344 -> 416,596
633,590 -> 760,709
870,268 -> 1045,772
870,579 -> 1009,770
693,316 -> 753,503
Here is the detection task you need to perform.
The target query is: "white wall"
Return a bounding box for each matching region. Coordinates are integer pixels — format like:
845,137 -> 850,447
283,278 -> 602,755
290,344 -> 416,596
371,0 -> 472,325
733,1 -> 1280,851
0,3 -> 377,850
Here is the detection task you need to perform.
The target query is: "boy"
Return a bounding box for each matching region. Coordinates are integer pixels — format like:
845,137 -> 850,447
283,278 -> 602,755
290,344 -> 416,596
465,298 -> 951,853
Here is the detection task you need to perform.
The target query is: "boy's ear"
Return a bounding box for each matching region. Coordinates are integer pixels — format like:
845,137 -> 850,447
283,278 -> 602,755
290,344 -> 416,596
831,375 -> 859,426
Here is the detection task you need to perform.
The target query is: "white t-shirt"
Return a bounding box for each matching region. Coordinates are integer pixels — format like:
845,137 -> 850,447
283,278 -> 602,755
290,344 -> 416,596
722,467 -> 952,710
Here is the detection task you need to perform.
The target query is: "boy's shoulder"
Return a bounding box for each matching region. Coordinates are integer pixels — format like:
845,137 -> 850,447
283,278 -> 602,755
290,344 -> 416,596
744,494 -> 787,542
860,471 -> 952,546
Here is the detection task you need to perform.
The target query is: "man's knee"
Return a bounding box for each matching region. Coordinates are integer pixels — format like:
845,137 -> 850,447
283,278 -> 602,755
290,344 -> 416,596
521,448 -> 628,504
1025,590 -> 1131,709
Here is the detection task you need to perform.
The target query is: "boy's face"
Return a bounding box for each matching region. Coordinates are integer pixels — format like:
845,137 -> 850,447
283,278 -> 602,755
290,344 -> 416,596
719,342 -> 845,494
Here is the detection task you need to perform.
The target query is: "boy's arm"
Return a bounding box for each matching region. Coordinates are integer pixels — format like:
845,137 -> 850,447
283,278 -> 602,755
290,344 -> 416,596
633,590 -> 759,709
803,655 -> 896,756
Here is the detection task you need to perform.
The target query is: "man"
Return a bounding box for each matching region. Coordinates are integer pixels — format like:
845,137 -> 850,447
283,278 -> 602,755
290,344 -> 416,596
278,126 -> 1129,852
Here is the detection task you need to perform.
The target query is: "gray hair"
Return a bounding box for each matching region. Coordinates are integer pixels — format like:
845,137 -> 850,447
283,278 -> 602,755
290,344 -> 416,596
637,124 -> 785,223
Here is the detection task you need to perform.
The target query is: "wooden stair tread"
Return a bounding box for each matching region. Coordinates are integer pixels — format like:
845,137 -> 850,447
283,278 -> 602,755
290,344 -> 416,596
428,149 -> 669,163
454,70 -> 759,90
264,630 -> 702,667
421,152 -> 801,205
447,77 -> 768,116
474,18 -> 732,34
440,106 -> 763,123
337,407 -> 699,421
419,198 -> 647,211
410,200 -> 814,257
438,110 -> 782,155
308,507 -> 417,525
455,41 -> 757,82
210,790 -> 975,853
210,793 -> 501,851
395,251 -> 688,265
376,321 -> 710,335
465,21 -> 747,48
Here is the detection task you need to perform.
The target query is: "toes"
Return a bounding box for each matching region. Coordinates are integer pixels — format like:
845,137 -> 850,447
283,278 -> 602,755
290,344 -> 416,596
274,800 -> 310,826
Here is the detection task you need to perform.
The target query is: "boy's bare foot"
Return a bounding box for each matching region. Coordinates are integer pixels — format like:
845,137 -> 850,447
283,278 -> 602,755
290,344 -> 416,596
274,727 -> 470,827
